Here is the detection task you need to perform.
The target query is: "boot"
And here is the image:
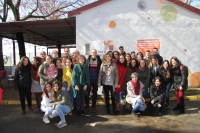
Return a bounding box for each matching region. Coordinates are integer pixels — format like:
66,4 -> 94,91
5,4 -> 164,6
173,103 -> 181,111
180,105 -> 185,114
131,110 -> 138,117
116,102 -> 120,112
125,102 -> 131,110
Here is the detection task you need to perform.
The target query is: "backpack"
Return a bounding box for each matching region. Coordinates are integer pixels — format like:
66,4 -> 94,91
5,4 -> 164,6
180,65 -> 188,78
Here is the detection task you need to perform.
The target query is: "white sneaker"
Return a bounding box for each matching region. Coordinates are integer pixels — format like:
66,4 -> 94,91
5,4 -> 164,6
57,121 -> 67,128
121,100 -> 125,105
49,114 -> 55,118
43,117 -> 50,124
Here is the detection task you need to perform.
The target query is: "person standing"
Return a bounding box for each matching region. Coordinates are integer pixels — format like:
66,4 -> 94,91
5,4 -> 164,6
72,55 -> 90,116
144,50 -> 151,66
64,47 -> 71,57
98,53 -> 118,115
72,50 -> 80,65
14,56 -> 33,115
118,46 -> 126,55
30,56 -> 43,113
152,48 -> 163,66
52,50 -> 59,66
85,49 -> 102,113
170,56 -> 188,114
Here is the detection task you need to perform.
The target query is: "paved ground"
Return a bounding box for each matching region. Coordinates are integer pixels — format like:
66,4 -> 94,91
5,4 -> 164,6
0,100 -> 200,133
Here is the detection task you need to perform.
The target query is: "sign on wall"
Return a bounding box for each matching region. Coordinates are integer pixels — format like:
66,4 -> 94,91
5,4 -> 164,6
137,39 -> 160,53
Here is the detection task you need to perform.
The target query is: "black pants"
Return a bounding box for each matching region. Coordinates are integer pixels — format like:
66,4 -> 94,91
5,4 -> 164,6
18,86 -> 32,110
75,85 -> 85,111
34,92 -> 42,109
85,79 -> 98,107
103,85 -> 115,112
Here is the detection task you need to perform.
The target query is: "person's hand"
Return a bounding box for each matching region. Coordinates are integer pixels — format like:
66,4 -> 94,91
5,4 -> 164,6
141,97 -> 145,103
67,88 -> 70,91
114,85 -> 118,88
117,85 -> 120,88
179,86 -> 183,90
52,105 -> 55,110
151,99 -> 154,104
48,77 -> 52,81
61,87 -> 65,90
75,85 -> 79,91
50,64 -> 55,67
158,104 -> 162,107
83,85 -> 87,91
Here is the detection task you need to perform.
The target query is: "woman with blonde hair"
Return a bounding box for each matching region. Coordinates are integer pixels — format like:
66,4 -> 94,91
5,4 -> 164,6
148,56 -> 160,86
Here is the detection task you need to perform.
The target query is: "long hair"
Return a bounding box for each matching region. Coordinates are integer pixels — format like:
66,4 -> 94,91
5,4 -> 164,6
117,54 -> 127,67
66,58 -> 73,69
131,58 -> 139,68
148,55 -> 159,68
76,55 -> 86,64
102,53 -> 113,64
16,56 -> 31,71
112,51 -> 119,60
42,81 -> 52,98
170,56 -> 180,67
51,80 -> 62,101
33,56 -> 42,67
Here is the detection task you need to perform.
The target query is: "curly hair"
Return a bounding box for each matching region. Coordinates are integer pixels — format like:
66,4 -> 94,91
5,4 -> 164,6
102,53 -> 113,64
16,56 -> 31,71
51,80 -> 62,101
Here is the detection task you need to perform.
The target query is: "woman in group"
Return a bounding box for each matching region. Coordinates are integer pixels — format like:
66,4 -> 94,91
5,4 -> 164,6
130,51 -> 136,59
55,58 -> 63,82
115,54 -> 127,112
41,81 -> 54,124
170,56 -> 188,114
148,56 -> 160,87
150,77 -> 165,116
112,51 -> 119,63
136,59 -> 150,98
38,55 -> 53,91
125,53 -> 131,67
14,56 -> 33,115
30,56 -> 43,113
98,53 -> 118,115
50,80 -> 72,128
61,54 -> 68,67
39,51 -> 46,63
62,58 -> 74,106
136,54 -> 143,63
126,72 -> 146,117
72,55 -> 90,116
159,60 -> 172,108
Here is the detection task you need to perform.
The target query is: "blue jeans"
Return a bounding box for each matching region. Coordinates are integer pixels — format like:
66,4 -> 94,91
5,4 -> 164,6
41,106 -> 53,118
115,92 -> 121,102
143,89 -> 149,99
166,82 -> 172,105
52,105 -> 71,120
40,84 -> 44,91
62,82 -> 74,105
133,99 -> 145,111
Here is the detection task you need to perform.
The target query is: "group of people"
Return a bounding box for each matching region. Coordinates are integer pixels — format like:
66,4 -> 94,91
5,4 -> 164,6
14,46 -> 188,128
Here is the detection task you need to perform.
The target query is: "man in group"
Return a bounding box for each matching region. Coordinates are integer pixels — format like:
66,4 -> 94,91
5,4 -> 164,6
144,50 -> 151,66
85,49 -> 102,113
64,47 -> 71,58
72,50 -> 80,65
118,46 -> 126,55
152,47 -> 163,66
52,50 -> 59,66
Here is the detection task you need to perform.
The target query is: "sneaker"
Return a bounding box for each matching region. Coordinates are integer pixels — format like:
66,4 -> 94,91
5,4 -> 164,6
81,111 -> 85,116
57,121 -> 67,128
43,117 -> 50,123
120,100 -> 125,106
49,114 -> 55,118
92,107 -> 96,113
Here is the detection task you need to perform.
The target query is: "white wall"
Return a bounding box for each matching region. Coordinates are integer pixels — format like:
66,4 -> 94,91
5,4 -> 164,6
76,0 -> 200,86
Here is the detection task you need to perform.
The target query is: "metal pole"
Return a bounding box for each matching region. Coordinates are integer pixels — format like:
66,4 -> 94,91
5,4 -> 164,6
13,40 -> 16,65
47,47 -> 48,55
34,45 -> 36,56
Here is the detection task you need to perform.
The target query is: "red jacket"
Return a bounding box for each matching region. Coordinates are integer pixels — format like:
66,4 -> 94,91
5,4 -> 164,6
30,65 -> 40,83
115,63 -> 127,93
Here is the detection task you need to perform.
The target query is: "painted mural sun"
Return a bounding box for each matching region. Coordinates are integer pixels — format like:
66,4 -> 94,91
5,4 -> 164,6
109,21 -> 116,28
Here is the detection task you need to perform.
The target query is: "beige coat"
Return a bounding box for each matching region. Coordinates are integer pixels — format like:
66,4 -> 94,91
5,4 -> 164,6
98,62 -> 118,87
126,81 -> 145,107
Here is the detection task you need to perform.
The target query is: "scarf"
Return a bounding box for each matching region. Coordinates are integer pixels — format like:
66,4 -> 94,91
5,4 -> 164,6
130,80 -> 140,95
138,66 -> 146,72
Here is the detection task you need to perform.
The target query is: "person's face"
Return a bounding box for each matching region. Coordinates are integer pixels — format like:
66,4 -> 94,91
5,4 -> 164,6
153,49 -> 158,55
106,55 -> 111,62
114,52 -> 119,59
137,55 -> 142,61
62,57 -> 67,62
152,59 -> 157,65
46,84 -> 52,92
140,60 -> 145,67
66,59 -> 72,67
131,60 -> 137,67
72,52 -> 78,59
155,79 -> 161,87
64,48 -> 70,55
46,56 -> 52,64
131,53 -> 135,59
91,50 -> 97,58
163,62 -> 168,69
53,83 -> 59,92
40,53 -> 46,58
119,48 -> 124,54
126,55 -> 131,61
32,58 -> 37,65
171,59 -> 177,66
79,56 -> 85,64
23,58 -> 29,66
52,53 -> 58,58
56,60 -> 62,67
145,52 -> 151,58
132,76 -> 138,82
119,55 -> 125,63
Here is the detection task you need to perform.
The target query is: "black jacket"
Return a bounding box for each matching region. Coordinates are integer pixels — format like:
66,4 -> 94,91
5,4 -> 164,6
14,67 -> 31,89
87,55 -> 102,79
171,64 -> 188,90
149,66 -> 160,84
150,85 -> 165,104
158,68 -> 173,86
155,54 -> 163,66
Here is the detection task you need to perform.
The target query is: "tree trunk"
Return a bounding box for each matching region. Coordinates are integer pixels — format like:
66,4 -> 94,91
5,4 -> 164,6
16,32 -> 26,58
0,37 -> 5,70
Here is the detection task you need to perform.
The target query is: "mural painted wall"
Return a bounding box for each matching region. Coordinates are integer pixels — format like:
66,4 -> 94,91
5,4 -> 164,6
76,0 -> 200,87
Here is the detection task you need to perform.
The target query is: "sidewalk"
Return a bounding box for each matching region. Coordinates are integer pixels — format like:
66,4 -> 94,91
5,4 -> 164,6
1,78 -> 200,105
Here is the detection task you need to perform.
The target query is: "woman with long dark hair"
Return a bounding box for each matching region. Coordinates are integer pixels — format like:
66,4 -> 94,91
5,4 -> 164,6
14,56 -> 32,115
170,56 -> 188,114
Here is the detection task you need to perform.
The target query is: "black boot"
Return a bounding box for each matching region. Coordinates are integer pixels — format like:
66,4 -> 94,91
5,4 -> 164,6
173,103 -> 181,111
131,110 -> 138,117
158,107 -> 162,116
180,105 -> 185,114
